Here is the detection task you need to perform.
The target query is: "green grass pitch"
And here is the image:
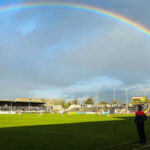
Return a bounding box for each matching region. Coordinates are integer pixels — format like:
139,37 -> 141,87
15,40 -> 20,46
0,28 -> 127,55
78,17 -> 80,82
0,114 -> 149,150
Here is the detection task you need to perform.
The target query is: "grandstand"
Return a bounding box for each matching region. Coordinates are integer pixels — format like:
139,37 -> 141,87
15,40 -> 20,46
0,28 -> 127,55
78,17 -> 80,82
0,98 -> 45,106
0,96 -> 150,114
0,98 -> 46,112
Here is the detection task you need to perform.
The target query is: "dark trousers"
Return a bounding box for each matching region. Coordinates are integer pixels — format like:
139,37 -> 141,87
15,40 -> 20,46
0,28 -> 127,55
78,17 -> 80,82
136,123 -> 146,143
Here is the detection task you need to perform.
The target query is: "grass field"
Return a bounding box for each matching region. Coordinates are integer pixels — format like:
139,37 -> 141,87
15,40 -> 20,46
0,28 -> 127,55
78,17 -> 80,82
0,114 -> 149,150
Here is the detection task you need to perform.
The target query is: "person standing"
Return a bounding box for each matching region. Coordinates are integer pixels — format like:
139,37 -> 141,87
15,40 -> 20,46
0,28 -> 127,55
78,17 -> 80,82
135,105 -> 147,144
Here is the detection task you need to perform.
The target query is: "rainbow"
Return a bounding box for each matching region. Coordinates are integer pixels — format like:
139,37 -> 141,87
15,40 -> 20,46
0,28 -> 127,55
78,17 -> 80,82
0,2 -> 150,37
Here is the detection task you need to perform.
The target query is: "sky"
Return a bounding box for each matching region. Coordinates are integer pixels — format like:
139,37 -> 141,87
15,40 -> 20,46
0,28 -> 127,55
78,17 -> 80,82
0,0 -> 150,102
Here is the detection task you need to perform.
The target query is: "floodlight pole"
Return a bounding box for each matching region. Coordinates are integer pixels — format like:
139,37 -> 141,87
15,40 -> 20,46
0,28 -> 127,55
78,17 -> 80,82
29,99 -> 30,111
99,90 -> 102,103
126,88 -> 128,113
114,88 -> 116,103
144,90 -> 146,97
11,100 -> 12,111
96,90 -> 99,103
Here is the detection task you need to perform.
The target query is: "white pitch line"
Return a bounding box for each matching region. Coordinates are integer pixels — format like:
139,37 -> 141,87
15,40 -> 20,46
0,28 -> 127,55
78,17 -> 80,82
133,144 -> 150,150
103,140 -> 133,150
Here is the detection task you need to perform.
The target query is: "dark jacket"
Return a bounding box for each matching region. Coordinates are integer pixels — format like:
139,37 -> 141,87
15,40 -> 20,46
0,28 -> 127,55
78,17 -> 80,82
135,110 -> 147,124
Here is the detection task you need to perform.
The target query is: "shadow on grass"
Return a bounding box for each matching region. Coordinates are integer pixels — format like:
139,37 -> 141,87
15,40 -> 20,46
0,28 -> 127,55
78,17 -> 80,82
0,116 -> 149,150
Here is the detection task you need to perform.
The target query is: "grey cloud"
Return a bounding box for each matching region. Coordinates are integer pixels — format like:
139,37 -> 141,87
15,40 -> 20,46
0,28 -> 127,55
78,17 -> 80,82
0,0 -> 149,99
51,25 -> 150,85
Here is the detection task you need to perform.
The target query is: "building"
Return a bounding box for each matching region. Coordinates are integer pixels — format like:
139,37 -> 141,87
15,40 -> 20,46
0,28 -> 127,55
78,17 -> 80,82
0,98 -> 45,107
132,96 -> 148,104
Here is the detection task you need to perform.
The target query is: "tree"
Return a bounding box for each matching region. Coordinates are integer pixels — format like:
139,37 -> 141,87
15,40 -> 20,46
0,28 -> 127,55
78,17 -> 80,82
84,97 -> 94,104
72,98 -> 78,105
99,101 -> 108,105
112,100 -> 120,104
66,101 -> 71,108
61,100 -> 66,108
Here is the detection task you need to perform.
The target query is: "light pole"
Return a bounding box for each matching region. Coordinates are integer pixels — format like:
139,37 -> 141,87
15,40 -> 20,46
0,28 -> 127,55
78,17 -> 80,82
126,88 -> 128,113
29,99 -> 31,111
96,90 -> 99,103
114,88 -> 116,103
11,100 -> 12,111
